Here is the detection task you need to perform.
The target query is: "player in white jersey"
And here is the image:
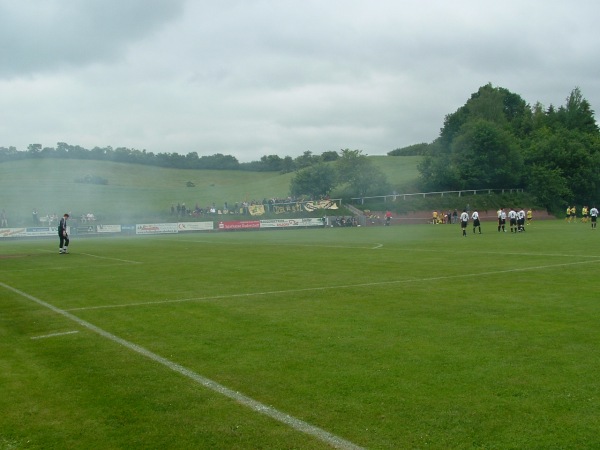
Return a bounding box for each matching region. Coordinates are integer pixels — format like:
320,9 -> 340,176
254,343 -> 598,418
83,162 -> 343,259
460,210 -> 469,237
517,209 -> 526,232
499,209 -> 507,232
508,208 -> 517,233
590,206 -> 598,229
472,210 -> 481,234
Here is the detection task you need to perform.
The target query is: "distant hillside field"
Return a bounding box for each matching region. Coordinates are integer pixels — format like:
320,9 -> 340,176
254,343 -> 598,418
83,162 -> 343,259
0,156 -> 421,225
370,155 -> 421,188
0,159 -> 294,225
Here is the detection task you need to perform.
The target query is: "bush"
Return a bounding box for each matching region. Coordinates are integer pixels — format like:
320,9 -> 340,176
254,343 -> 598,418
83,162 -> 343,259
75,175 -> 108,185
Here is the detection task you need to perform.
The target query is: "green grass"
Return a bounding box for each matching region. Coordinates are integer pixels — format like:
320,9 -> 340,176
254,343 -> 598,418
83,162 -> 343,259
1,220 -> 599,449
370,155 -> 421,189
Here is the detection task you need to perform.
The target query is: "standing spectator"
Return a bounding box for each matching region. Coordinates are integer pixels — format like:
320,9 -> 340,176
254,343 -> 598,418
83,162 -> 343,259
472,210 -> 481,234
32,208 -> 39,224
0,209 -> 7,227
460,209 -> 469,237
58,213 -> 70,254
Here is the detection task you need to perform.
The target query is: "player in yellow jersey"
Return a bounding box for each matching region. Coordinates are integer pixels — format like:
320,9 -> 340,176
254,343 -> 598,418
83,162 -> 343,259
581,206 -> 588,223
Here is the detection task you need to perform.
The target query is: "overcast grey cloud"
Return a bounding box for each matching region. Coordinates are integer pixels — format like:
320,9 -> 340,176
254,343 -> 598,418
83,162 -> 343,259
1,0 -> 599,161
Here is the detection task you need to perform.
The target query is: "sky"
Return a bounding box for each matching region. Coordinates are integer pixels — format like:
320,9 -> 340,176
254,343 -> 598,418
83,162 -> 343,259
1,0 -> 599,162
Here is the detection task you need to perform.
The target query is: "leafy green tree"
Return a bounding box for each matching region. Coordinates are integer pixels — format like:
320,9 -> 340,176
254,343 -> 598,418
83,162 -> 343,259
336,149 -> 389,196
388,143 -> 430,156
0,146 -> 19,162
320,151 -> 339,162
420,84 -> 533,192
280,156 -> 295,173
526,165 -> 571,211
27,143 -> 42,157
294,151 -> 320,169
259,154 -> 284,171
556,87 -> 599,134
290,163 -> 337,198
524,127 -> 600,206
450,119 -> 523,189
336,149 -> 366,184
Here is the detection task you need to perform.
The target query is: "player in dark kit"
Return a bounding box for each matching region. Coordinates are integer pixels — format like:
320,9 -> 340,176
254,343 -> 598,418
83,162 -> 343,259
58,213 -> 70,254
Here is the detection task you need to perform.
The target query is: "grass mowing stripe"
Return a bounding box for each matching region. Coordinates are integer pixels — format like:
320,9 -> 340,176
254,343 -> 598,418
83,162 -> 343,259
64,257 -> 600,312
0,281 -> 365,450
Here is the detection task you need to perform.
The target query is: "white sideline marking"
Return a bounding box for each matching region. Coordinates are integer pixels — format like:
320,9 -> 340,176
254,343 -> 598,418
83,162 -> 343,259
1,263 -> 136,274
66,258 -> 600,312
0,281 -> 364,450
31,330 -> 79,340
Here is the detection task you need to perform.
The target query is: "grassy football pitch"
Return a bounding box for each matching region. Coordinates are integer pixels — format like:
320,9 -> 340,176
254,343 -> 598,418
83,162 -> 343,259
1,220 -> 599,449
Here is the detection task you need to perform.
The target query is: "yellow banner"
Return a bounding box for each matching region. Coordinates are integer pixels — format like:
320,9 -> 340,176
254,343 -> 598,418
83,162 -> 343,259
248,204 -> 265,216
303,200 -> 339,211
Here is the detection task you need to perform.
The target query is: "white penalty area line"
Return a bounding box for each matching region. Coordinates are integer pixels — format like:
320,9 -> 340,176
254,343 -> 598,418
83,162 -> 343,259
38,249 -> 142,264
66,258 -> 600,312
0,281 -> 364,450
77,252 -> 142,264
31,330 -> 79,340
170,238 -> 384,250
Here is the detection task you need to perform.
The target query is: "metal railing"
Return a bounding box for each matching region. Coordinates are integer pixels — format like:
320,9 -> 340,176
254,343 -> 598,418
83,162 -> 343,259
351,189 -> 524,205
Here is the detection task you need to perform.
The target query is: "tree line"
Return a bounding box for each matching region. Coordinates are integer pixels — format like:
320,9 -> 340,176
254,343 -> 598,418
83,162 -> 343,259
0,142 -> 340,173
413,84 -> 600,211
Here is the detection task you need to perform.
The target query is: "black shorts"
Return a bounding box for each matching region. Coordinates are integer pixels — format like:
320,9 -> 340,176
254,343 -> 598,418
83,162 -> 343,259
473,219 -> 480,227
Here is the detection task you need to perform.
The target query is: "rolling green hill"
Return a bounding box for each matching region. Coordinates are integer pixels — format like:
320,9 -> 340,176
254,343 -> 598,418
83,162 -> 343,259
0,159 -> 294,225
0,157 -> 422,225
370,155 -> 421,189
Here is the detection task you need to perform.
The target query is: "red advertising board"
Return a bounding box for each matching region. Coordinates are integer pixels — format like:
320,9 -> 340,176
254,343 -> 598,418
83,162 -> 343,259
218,220 -> 260,230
